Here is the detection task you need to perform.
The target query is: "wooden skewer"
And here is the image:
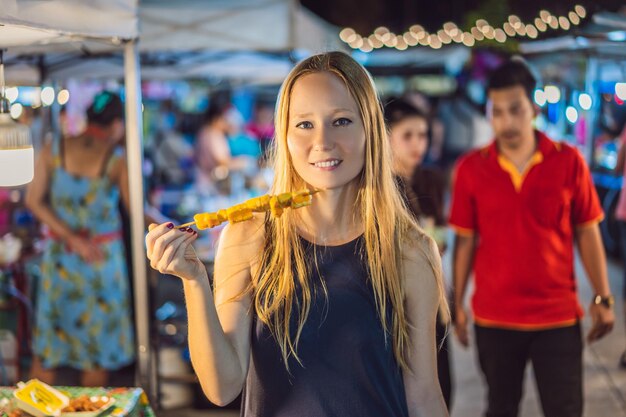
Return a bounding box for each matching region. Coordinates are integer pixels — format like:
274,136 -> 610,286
174,189 -> 321,230
177,221 -> 196,229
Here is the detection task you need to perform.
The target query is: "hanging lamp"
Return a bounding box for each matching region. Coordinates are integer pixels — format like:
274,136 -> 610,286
0,50 -> 33,187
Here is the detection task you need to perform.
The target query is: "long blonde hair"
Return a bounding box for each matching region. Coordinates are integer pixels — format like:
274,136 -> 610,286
253,51 -> 447,371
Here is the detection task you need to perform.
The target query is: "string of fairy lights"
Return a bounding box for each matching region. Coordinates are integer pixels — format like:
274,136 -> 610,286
340,5 -> 587,52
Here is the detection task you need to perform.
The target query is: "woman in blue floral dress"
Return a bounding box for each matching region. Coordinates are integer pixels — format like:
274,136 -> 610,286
25,92 -> 135,386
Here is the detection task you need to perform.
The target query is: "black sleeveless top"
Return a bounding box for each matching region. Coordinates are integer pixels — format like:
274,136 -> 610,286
241,236 -> 409,417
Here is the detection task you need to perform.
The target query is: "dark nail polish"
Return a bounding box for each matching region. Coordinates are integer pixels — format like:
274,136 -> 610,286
179,227 -> 187,231
186,228 -> 194,233
166,223 -> 174,229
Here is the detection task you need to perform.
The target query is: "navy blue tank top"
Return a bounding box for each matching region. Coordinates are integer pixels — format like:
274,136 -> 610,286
241,236 -> 408,417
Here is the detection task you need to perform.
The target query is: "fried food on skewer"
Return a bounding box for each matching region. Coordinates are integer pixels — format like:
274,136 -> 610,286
177,188 -> 319,230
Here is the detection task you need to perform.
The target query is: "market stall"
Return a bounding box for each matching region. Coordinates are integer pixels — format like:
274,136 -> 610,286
0,0 -> 154,401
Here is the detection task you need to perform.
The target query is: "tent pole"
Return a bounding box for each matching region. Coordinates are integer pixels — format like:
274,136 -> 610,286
123,40 -> 154,399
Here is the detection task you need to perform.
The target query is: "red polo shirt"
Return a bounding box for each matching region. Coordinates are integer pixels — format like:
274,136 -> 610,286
449,131 -> 604,329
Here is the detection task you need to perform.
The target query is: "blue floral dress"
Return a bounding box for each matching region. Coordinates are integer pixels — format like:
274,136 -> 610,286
34,138 -> 135,370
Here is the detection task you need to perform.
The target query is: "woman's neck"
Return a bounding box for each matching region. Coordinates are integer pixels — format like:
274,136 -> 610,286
295,180 -> 363,246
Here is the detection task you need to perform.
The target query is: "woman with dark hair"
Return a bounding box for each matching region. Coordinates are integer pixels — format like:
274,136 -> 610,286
385,97 -> 453,410
25,91 -> 135,386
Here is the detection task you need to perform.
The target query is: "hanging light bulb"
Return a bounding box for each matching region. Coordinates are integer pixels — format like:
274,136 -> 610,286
0,50 -> 34,187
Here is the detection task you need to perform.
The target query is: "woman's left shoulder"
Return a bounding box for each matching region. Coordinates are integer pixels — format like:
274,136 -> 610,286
400,229 -> 441,288
401,228 -> 438,262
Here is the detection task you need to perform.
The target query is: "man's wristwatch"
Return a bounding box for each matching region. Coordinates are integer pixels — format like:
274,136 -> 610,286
593,294 -> 615,308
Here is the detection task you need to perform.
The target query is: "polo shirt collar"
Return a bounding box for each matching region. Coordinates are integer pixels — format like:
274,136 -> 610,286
484,130 -> 557,161
485,130 -> 558,192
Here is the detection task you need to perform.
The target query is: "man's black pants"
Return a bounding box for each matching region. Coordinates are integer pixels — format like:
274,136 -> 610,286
474,323 -> 583,417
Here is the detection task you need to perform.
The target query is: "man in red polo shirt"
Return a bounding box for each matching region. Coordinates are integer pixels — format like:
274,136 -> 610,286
450,58 -> 615,417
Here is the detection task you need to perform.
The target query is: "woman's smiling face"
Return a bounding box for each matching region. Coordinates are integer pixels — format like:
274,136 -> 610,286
286,72 -> 366,190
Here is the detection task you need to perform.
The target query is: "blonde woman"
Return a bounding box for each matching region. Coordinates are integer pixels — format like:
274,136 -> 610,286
146,52 -> 448,416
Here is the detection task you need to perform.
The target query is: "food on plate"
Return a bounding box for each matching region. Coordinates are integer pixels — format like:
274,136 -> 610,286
61,395 -> 110,412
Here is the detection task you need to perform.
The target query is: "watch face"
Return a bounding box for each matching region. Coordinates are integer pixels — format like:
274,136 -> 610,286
594,295 -> 614,307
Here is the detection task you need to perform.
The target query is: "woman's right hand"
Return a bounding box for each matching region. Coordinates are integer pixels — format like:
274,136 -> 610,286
66,234 -> 105,264
146,223 -> 202,279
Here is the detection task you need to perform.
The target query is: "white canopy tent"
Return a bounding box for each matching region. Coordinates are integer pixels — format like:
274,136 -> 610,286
4,0 -> 343,85
139,0 -> 341,53
0,0 -> 137,46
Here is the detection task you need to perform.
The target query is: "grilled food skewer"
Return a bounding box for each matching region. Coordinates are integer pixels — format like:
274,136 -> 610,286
174,189 -> 320,230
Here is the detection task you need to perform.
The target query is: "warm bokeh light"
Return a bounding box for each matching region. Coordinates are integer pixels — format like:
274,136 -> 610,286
471,27 -> 485,40
494,28 -> 507,43
462,33 -> 475,47
429,34 -> 442,49
535,18 -> 547,32
548,16 -> 559,29
57,89 -> 70,105
339,28 -> 355,42
340,5 -> 586,50
351,36 -> 365,48
437,30 -> 452,44
476,19 -> 488,29
503,22 -> 516,37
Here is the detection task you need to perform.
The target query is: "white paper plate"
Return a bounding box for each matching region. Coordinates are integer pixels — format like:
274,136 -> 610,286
61,396 -> 116,417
